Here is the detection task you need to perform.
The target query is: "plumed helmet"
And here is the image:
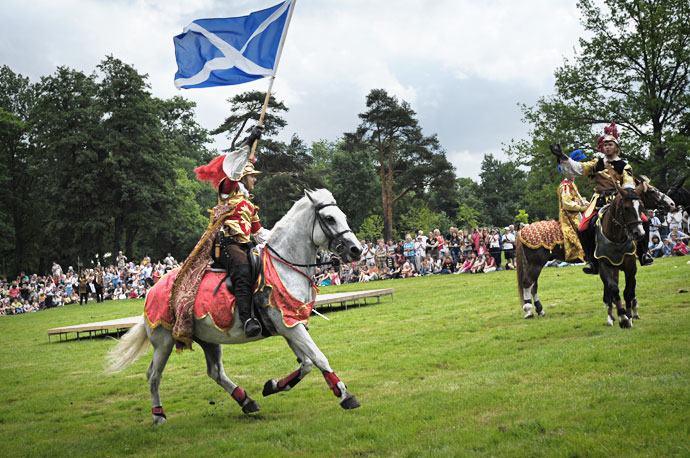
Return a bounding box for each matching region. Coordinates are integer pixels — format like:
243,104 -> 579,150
241,161 -> 261,178
597,122 -> 620,152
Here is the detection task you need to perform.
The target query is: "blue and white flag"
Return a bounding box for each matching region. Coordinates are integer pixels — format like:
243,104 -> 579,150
174,0 -> 294,89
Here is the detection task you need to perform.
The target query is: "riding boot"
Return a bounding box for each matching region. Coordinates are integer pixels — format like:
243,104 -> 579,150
638,221 -> 653,266
578,226 -> 598,275
229,264 -> 261,338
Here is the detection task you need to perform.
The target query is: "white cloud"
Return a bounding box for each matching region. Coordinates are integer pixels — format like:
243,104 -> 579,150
1,0 -> 584,179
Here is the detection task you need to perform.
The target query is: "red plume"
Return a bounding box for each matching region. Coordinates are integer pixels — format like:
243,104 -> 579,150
194,154 -> 226,188
604,121 -> 618,139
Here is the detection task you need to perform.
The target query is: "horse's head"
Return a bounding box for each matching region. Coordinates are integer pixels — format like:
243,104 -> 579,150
305,190 -> 362,263
637,176 -> 675,212
614,186 -> 645,241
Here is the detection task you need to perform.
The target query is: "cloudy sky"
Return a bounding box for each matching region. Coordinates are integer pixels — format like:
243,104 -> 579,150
2,0 -> 584,180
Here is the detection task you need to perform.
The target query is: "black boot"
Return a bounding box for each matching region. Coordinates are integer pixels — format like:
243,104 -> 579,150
578,226 -> 598,275
637,221 -> 653,266
229,264 -> 261,338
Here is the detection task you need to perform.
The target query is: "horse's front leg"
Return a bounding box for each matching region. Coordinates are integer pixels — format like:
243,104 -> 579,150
263,340 -> 313,397
282,324 -> 360,410
601,266 -> 631,328
623,259 -> 639,319
195,339 -> 260,414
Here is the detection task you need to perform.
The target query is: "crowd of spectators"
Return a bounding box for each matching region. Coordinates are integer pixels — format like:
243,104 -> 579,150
0,251 -> 181,317
5,216 -> 687,315
648,211 -> 690,257
313,225 -> 523,286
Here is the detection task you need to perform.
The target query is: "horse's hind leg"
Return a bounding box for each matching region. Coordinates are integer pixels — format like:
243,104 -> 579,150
263,339 -> 313,397
523,263 -> 545,319
282,324 -> 360,410
146,327 -> 174,424
195,339 -> 260,414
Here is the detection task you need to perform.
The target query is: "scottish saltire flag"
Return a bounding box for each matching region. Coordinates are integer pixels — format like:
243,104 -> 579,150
174,0 -> 294,89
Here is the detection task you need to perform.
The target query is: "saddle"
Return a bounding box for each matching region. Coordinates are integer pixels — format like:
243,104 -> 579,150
209,248 -> 263,296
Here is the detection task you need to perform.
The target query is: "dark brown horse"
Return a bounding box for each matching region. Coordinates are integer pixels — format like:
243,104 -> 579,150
516,178 -> 674,325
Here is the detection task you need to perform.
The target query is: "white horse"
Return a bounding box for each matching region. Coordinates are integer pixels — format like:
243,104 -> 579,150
106,189 -> 363,424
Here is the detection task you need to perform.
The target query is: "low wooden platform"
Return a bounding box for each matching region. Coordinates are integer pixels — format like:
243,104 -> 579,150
46,288 -> 393,342
46,316 -> 143,342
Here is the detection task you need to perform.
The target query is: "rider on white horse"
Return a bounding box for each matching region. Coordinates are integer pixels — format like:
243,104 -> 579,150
171,126 -> 268,348
551,122 -> 652,275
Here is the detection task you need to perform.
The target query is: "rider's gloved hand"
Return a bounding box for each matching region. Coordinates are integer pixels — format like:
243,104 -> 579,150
246,125 -> 264,145
550,143 -> 569,163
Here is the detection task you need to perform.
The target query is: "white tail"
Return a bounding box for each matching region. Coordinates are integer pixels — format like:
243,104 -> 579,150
105,316 -> 150,374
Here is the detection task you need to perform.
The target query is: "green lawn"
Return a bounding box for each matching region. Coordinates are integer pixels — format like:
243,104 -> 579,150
1,257 -> 689,457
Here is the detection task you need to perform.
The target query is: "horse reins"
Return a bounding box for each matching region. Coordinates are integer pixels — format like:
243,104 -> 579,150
265,196 -> 354,273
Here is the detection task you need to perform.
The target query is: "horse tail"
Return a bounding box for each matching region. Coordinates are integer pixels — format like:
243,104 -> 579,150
515,235 -> 526,306
105,315 -> 150,374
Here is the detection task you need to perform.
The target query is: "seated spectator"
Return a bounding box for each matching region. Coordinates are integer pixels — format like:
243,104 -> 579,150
670,233 -> 688,256
483,254 -> 497,273
458,254 -> 475,273
477,239 -> 488,258
419,256 -> 433,276
401,259 -> 415,278
649,235 -> 664,258
470,254 -> 486,273
389,261 -> 402,279
662,238 -> 673,257
440,255 -> 455,274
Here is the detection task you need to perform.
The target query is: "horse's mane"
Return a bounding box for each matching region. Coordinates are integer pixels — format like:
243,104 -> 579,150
268,189 -> 336,242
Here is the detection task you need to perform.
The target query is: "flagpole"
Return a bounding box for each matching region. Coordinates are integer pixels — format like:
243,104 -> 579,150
250,0 -> 296,160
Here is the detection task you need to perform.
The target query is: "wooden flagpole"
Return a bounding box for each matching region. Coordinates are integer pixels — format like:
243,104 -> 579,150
250,0 -> 297,161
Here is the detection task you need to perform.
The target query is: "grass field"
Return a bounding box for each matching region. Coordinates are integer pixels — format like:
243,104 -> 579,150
1,257 -> 689,457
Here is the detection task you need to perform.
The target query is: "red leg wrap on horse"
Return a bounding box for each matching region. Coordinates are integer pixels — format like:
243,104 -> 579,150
232,386 -> 247,403
323,371 -> 342,397
152,406 -> 166,418
278,370 -> 301,389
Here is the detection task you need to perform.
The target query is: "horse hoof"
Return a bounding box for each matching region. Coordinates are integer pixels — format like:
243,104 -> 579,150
538,311 -> 546,317
262,379 -> 279,397
606,320 -> 614,327
242,399 -> 261,414
152,416 -> 167,425
619,319 -> 632,329
524,313 -> 534,319
340,395 -> 361,410
632,314 -> 641,320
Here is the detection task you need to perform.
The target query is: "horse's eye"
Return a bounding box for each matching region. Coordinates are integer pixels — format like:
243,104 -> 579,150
325,216 -> 335,224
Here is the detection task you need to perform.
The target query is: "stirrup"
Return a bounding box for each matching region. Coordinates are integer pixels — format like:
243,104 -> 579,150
244,317 -> 262,337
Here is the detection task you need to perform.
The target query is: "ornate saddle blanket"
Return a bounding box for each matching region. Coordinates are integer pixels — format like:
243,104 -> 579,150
145,249 -> 316,334
518,220 -> 564,251
594,207 -> 636,266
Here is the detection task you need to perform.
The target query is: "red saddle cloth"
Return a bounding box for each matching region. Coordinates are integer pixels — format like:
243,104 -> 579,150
144,252 -> 316,332
518,220 -> 564,251
145,268 -> 237,331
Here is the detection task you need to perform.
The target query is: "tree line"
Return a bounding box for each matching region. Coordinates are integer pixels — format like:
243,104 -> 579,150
1,0 -> 688,277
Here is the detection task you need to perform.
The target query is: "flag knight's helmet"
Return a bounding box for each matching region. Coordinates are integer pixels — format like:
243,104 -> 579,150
597,122 -> 620,152
195,155 -> 260,190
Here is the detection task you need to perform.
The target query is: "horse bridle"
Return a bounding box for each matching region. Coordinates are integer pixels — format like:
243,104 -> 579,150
609,191 -> 644,236
265,196 -> 354,269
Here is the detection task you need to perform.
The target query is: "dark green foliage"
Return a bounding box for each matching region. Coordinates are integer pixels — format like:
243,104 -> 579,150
478,154 -> 528,227
511,0 -> 690,190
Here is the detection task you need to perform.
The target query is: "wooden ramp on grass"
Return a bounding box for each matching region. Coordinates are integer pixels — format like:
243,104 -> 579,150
46,316 -> 143,342
46,287 -> 393,342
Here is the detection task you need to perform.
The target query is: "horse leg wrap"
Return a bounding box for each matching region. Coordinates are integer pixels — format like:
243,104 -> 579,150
278,370 -> 302,390
323,371 -> 342,397
232,386 -> 247,404
534,300 -> 544,315
152,406 -> 167,419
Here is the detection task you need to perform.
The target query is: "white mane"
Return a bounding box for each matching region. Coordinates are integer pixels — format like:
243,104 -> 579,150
268,189 -> 336,242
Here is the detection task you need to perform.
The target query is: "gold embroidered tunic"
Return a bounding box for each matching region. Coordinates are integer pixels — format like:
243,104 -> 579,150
558,179 -> 587,262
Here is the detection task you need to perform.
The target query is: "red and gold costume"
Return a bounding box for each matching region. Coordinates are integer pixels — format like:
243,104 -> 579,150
170,140 -> 263,350
558,178 -> 587,262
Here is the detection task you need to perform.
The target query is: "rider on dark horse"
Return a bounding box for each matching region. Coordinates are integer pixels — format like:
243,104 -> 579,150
551,122 -> 653,275
170,126 -> 268,349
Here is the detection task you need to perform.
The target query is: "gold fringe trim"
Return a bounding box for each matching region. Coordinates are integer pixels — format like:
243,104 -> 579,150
518,233 -> 564,251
